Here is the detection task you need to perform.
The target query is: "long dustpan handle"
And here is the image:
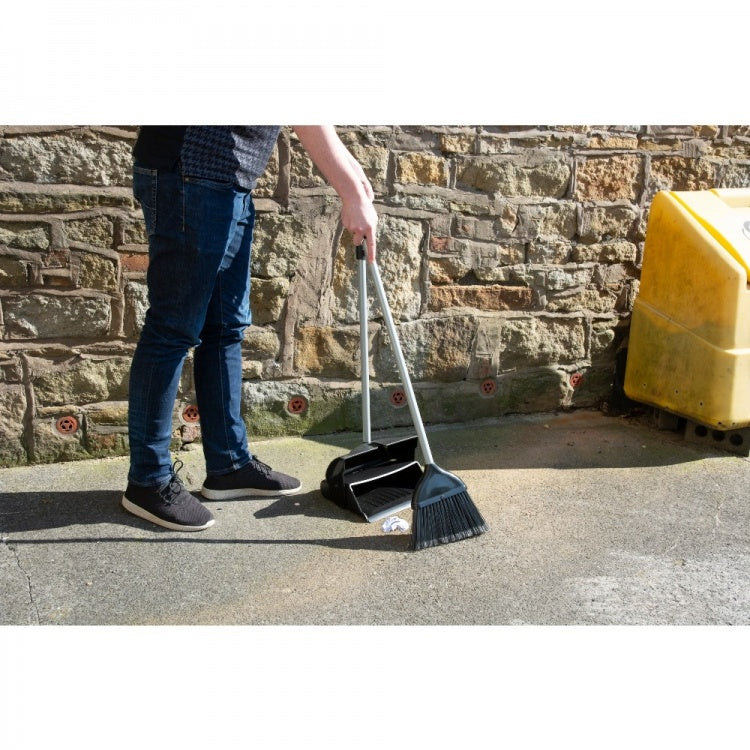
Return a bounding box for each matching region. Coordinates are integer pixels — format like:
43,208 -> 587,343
356,245 -> 371,444
365,248 -> 435,466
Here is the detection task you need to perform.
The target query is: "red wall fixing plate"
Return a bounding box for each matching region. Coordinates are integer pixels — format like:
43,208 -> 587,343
55,415 -> 79,435
182,404 -> 200,423
287,395 -> 308,415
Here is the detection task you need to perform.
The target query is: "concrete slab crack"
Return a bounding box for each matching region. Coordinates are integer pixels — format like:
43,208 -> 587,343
2,538 -> 41,625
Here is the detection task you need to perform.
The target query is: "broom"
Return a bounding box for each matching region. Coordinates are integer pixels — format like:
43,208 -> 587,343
366,246 -> 489,550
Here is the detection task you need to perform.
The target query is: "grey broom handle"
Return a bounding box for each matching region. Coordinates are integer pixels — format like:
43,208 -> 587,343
366,251 -> 435,466
357,247 -> 371,443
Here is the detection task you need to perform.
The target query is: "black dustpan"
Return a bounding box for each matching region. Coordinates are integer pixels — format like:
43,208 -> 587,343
320,246 -> 424,522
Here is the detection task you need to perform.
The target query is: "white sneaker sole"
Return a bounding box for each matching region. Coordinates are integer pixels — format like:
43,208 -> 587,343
200,484 -> 302,500
121,495 -> 215,531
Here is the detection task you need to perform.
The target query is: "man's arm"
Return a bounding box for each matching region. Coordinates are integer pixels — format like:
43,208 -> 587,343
292,125 -> 378,260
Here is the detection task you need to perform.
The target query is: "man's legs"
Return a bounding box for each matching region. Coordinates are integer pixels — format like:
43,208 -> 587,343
124,166 -> 256,528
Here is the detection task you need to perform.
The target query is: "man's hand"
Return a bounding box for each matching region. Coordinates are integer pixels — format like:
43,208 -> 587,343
292,125 -> 378,261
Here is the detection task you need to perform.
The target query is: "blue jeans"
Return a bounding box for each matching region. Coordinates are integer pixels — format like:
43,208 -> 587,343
128,162 -> 255,487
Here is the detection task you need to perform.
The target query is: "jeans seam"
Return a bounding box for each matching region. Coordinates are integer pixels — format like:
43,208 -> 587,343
216,274 -> 238,471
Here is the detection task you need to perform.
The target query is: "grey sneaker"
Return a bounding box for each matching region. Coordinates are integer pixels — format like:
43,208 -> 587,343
122,461 -> 215,531
201,458 -> 302,500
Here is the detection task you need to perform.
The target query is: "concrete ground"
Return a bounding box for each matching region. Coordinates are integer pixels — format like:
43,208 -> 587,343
1,408 -> 749,626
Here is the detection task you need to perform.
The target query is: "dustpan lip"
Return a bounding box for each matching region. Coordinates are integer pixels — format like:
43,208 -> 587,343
346,459 -> 422,488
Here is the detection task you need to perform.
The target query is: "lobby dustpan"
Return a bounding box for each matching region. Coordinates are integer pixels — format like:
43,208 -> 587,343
320,245 -> 423,522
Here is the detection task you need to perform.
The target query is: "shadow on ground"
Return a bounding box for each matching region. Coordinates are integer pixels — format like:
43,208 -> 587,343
0,489 -> 408,551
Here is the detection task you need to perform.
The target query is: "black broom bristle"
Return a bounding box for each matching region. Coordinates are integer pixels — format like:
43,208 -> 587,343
411,488 -> 489,551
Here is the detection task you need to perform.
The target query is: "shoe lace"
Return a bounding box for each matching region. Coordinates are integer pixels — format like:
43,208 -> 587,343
158,460 -> 186,505
251,458 -> 272,477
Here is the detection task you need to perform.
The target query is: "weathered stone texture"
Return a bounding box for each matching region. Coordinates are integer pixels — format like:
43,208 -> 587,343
2,293 -> 111,339
457,153 -> 571,197
1,124 -> 749,467
0,132 -> 133,186
499,317 -> 587,370
31,356 -> 131,406
294,325 -> 365,379
575,154 -> 642,201
251,277 -> 289,325
123,281 -> 147,338
395,152 -> 450,185
63,215 -> 115,247
77,252 -> 118,292
0,254 -> 30,286
374,315 -> 477,382
332,215 -> 424,324
649,156 -> 716,193
0,383 -> 27,465
429,285 -> 534,312
251,212 -> 312,278
0,222 -> 50,250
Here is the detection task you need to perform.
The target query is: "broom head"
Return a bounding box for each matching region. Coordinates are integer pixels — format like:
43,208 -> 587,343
410,463 -> 488,550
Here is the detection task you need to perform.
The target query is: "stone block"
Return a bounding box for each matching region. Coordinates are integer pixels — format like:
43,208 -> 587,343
332,215 -> 424,323
429,257 -> 466,284
439,133 -> 477,154
546,288 -> 618,314
514,203 -> 577,240
544,266 -> 595,292
0,383 -> 28,466
32,356 -> 131,406
452,207 -> 519,241
32,411 -> 89,464
2,292 -> 111,339
498,317 -> 587,371
429,284 -> 534,312
77,251 -> 119,292
527,239 -> 571,264
241,379 -> 361,437
0,185 -> 135,213
648,156 -> 716,194
578,204 -> 640,243
123,281 -> 148,338
251,212 -> 311,278
498,367 -> 568,414
0,254 -> 30,286
254,142 -> 280,197
454,238 -> 526,272
456,153 -> 571,197
294,325 -> 369,379
718,162 -> 750,189
63,215 -> 115,248
575,154 -> 643,201
373,315 -> 477,382
0,132 -> 134,186
0,222 -> 50,250
585,133 -> 638,149
119,216 -> 148,246
251,277 -> 289,325
82,401 -> 130,458
569,364 -> 616,409
0,353 -> 23,383
242,326 -> 281,360
395,152 -> 449,186
119,251 -> 149,274
570,240 -> 638,264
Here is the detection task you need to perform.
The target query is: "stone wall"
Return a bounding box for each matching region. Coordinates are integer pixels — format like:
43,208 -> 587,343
1,125 -> 749,467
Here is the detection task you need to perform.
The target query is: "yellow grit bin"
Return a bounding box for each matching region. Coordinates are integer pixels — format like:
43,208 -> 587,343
624,188 -> 750,430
